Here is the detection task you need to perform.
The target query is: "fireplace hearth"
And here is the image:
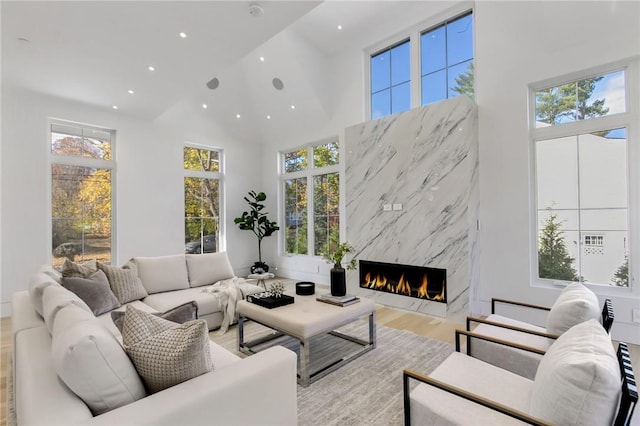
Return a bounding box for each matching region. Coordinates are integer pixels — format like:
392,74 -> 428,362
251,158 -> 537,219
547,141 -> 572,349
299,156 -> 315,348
359,260 -> 446,303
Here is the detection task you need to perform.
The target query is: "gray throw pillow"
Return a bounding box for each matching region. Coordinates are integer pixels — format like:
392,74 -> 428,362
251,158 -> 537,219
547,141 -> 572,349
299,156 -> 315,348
61,258 -> 98,278
61,270 -> 121,316
111,301 -> 199,332
97,261 -> 148,304
121,306 -> 212,394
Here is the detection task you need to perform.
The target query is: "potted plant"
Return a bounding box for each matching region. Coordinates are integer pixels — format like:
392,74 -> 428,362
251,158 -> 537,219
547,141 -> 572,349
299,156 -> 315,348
323,242 -> 357,296
234,190 -> 280,273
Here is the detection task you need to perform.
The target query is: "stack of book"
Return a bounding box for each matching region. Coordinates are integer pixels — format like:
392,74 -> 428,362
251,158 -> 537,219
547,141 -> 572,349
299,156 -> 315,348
316,293 -> 360,307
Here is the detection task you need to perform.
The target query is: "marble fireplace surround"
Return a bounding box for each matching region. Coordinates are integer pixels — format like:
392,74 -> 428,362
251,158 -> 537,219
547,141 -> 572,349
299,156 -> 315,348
345,96 -> 479,322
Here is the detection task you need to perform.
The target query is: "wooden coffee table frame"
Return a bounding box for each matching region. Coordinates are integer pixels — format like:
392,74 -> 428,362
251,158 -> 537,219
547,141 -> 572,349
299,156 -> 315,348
237,309 -> 376,387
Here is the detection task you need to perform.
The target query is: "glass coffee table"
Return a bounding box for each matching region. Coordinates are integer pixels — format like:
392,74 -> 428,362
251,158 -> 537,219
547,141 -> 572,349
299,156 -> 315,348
237,292 -> 376,387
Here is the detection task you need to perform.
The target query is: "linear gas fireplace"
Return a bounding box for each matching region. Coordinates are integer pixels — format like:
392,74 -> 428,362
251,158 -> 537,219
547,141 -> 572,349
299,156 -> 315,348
359,260 -> 446,303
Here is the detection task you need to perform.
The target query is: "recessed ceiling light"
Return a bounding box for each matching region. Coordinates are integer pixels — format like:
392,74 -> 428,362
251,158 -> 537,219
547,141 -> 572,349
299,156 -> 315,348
272,78 -> 284,90
266,115 -> 271,119
260,56 -> 265,62
202,104 -> 208,109
112,105 -> 118,110
337,25 -> 343,30
236,114 -> 241,119
127,89 -> 134,94
179,32 -> 187,38
291,105 -> 295,110
148,66 -> 155,71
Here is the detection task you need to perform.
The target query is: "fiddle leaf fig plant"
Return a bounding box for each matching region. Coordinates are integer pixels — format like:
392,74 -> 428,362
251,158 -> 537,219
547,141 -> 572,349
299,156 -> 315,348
323,242 -> 357,270
234,191 -> 279,266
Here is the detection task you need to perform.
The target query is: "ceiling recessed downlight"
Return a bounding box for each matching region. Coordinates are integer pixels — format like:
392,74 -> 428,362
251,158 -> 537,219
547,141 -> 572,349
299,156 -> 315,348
179,32 -> 187,38
236,114 -> 241,119
260,56 -> 265,62
206,77 -> 219,90
148,66 -> 155,71
272,78 -> 284,90
128,89 -> 134,94
249,4 -> 264,17
202,104 -> 208,109
291,105 -> 295,110
112,105 -> 118,110
337,25 -> 343,30
266,115 -> 271,119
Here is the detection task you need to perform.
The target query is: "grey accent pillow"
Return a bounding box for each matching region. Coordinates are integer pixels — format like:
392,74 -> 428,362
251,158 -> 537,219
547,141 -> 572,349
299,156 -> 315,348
97,261 -> 148,304
61,270 -> 121,316
62,259 -> 98,278
121,306 -> 212,394
111,301 -> 198,332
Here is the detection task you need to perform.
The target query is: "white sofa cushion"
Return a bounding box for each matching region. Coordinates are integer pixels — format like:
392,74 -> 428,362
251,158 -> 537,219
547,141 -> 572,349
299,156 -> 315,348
42,285 -> 93,333
186,252 -> 235,287
51,304 -> 147,415
546,282 -> 600,335
121,306 -> 213,393
530,319 -> 620,425
28,272 -> 61,316
133,254 -> 190,294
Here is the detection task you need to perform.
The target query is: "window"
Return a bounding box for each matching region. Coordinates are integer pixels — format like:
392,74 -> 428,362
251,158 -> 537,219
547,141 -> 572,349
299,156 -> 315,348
370,40 -> 411,120
532,64 -> 634,287
281,140 -> 340,257
421,12 -> 474,105
184,145 -> 222,254
368,9 -> 474,120
50,121 -> 114,268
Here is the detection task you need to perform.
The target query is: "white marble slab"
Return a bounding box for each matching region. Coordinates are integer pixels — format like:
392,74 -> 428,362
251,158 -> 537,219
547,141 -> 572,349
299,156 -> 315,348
345,96 -> 478,322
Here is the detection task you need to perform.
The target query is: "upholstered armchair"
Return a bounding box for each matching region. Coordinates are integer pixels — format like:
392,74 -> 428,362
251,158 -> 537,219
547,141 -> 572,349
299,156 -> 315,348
465,282 -> 612,379
403,320 -> 637,426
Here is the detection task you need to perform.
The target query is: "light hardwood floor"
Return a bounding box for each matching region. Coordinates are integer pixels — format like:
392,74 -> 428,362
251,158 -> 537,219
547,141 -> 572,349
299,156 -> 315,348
2,305 -> 638,426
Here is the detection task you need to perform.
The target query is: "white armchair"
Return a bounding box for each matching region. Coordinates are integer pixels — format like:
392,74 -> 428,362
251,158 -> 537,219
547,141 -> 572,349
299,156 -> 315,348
465,283 -> 612,379
403,319 -> 637,426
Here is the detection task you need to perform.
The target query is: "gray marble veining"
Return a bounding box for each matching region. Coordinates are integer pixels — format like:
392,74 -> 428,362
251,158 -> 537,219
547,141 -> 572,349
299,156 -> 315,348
345,96 -> 478,322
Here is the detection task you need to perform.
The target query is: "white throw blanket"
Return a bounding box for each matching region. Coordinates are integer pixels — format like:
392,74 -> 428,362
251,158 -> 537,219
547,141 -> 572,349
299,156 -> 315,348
202,277 -> 248,335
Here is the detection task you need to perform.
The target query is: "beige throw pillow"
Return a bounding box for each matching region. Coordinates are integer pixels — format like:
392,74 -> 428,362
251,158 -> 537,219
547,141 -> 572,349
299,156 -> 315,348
546,282 -> 600,335
62,259 -> 98,278
97,261 -> 148,304
121,306 -> 212,393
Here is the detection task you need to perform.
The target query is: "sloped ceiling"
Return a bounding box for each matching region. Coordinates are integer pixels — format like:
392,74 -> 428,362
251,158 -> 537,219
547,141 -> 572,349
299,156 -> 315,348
2,1 -> 451,143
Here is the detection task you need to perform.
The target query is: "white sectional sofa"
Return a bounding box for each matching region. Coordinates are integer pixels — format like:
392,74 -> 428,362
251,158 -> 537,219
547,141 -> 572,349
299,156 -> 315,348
11,252 -> 298,425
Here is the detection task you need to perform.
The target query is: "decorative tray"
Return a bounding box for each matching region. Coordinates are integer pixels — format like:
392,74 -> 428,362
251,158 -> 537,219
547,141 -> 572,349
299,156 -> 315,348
246,293 -> 294,309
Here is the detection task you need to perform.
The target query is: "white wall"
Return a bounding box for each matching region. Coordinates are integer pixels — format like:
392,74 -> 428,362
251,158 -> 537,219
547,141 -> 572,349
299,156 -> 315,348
0,87 -> 262,315
474,1 -> 640,343
263,1 -> 640,343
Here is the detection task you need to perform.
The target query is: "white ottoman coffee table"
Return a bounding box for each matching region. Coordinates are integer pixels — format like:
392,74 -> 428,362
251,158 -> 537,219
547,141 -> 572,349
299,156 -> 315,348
237,292 -> 376,387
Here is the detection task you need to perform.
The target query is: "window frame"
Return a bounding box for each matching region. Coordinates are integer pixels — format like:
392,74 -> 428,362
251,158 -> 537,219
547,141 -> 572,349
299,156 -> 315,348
279,137 -> 341,258
48,118 -> 117,266
365,2 -> 474,120
529,58 -> 639,294
183,143 -> 225,254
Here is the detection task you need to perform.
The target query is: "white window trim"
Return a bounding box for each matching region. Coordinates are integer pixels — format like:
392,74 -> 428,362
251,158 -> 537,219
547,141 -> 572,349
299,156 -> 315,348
47,118 -> 117,264
364,1 -> 474,120
528,57 -> 640,296
279,137 -> 341,258
183,142 -> 225,253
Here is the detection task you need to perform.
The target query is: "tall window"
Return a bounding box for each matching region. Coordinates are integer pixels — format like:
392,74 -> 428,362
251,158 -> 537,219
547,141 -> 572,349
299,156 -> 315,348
421,12 -> 474,105
532,66 -> 633,287
50,121 -> 114,268
369,9 -> 474,120
184,145 -> 222,254
282,139 -> 340,256
370,40 -> 411,120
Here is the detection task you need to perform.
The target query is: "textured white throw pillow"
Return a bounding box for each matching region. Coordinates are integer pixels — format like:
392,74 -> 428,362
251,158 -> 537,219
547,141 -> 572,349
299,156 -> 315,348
546,282 -> 600,335
42,284 -> 93,333
186,252 -> 235,287
131,255 -> 190,294
530,319 -> 620,425
51,305 -> 147,415
122,305 -> 213,393
28,272 -> 62,316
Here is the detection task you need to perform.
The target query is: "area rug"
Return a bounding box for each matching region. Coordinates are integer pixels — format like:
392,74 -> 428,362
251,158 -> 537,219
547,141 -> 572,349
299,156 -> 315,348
210,320 -> 454,426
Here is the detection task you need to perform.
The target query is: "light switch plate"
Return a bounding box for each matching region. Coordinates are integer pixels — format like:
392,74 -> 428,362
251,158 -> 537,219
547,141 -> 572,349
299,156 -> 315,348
393,203 -> 402,211
383,204 -> 392,211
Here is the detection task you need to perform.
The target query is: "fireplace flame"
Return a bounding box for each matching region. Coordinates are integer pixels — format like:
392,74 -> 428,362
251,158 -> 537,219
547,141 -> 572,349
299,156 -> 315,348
362,270 -> 445,302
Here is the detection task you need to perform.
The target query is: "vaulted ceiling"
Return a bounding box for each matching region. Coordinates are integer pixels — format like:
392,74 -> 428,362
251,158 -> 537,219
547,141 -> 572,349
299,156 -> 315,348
2,1 -> 446,143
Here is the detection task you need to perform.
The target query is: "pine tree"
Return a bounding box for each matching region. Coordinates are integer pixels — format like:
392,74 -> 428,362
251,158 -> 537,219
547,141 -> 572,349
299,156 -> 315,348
611,256 -> 629,287
538,213 -> 579,281
451,62 -> 474,98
